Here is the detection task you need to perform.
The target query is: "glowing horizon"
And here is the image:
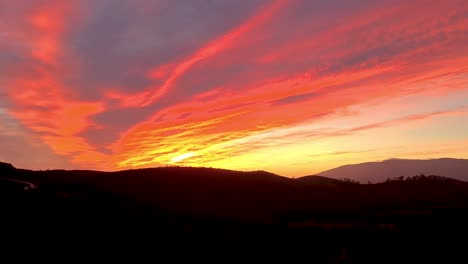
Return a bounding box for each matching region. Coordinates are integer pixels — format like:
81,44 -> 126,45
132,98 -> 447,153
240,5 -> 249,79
1,0 -> 468,176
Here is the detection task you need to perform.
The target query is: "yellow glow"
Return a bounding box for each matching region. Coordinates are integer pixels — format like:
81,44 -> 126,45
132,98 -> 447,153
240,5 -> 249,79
170,152 -> 196,163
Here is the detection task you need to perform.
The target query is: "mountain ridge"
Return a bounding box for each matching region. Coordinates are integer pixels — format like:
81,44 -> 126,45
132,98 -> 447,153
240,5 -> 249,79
318,158 -> 468,183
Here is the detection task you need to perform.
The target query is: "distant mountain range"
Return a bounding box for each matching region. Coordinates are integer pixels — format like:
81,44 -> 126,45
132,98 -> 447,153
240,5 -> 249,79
319,158 -> 468,183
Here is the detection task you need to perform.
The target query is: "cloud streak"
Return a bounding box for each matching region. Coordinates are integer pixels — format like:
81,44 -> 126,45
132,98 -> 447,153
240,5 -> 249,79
107,0 -> 289,107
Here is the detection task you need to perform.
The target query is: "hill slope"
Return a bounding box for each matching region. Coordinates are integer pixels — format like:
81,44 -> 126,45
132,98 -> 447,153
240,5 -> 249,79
319,158 -> 468,183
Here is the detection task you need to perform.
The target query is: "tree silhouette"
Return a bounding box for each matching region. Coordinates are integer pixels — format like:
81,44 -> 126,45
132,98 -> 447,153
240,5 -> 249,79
0,162 -> 15,173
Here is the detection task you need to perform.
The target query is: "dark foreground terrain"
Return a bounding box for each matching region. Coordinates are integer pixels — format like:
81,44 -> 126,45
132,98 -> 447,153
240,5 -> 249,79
1,161 -> 468,262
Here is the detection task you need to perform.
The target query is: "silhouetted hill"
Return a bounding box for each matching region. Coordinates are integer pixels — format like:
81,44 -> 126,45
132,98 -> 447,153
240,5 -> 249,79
295,175 -> 348,187
319,158 -> 468,183
2,162 -> 468,262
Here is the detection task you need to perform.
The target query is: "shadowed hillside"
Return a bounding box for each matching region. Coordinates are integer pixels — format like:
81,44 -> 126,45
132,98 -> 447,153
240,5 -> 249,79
1,163 -> 468,262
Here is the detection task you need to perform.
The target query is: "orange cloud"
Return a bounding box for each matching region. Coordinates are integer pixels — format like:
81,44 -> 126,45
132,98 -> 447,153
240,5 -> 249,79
5,1 -> 109,169
29,2 -> 68,65
107,62 -> 468,170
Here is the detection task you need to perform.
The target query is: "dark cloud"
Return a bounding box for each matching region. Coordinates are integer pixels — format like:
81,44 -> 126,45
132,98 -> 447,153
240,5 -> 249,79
272,92 -> 318,106
66,0 -> 269,100
79,105 -> 158,148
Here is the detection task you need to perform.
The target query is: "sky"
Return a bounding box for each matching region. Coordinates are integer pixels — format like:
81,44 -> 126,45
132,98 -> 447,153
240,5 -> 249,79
1,0 -> 467,176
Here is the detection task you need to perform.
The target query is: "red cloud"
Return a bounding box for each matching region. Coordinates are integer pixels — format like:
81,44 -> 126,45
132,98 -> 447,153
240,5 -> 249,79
5,1 -> 109,169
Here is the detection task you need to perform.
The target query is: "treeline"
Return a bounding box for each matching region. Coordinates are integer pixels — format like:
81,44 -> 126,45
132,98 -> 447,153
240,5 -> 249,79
384,174 -> 465,184
338,174 -> 466,184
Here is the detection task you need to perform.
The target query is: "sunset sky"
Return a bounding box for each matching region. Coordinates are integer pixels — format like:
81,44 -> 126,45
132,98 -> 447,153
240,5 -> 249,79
1,0 -> 467,176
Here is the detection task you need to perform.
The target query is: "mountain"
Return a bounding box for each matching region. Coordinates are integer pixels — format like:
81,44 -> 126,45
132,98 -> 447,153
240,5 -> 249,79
318,158 -> 468,183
